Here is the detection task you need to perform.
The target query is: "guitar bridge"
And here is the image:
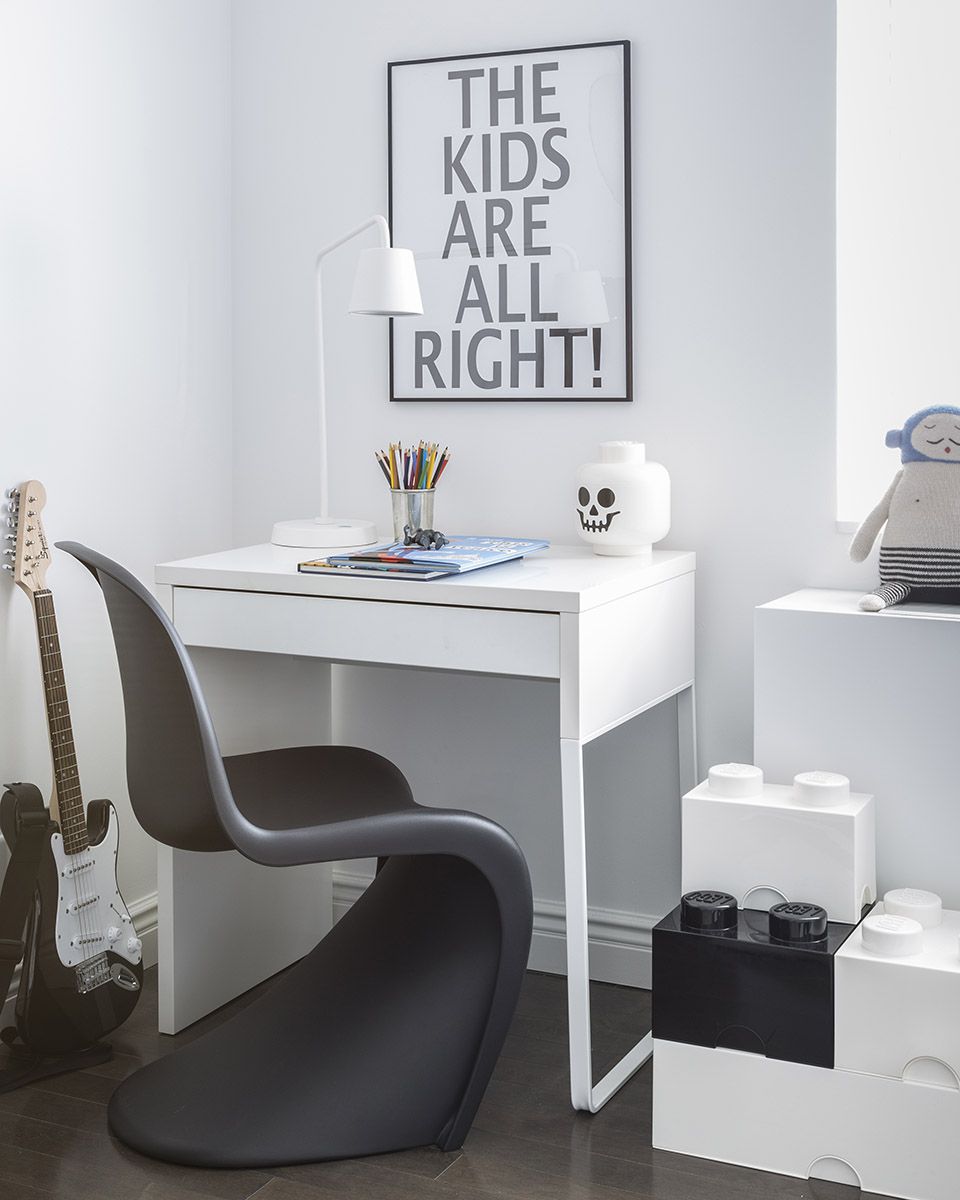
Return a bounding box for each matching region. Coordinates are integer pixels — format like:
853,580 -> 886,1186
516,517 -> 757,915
75,953 -> 111,994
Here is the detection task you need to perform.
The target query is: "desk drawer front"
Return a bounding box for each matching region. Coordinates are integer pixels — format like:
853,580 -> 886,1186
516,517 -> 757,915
173,588 -> 560,679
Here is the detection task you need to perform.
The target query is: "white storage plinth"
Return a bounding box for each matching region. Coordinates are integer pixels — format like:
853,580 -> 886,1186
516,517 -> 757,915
755,590 -> 960,907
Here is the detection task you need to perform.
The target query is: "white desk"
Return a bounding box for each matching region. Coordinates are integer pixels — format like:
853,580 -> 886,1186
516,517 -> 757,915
155,542 -> 697,1112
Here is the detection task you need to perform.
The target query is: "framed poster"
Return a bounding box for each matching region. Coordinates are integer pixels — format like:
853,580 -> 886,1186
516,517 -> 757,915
388,40 -> 631,402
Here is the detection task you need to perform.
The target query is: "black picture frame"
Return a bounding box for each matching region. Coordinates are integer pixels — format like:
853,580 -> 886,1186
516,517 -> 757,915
388,40 -> 632,403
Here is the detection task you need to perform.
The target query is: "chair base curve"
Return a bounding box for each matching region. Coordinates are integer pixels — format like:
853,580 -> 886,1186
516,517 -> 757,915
110,854 -> 520,1167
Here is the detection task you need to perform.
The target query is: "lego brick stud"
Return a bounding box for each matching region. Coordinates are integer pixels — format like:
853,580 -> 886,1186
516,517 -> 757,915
883,887 -> 943,929
706,763 -> 763,798
768,901 -> 829,944
792,771 -> 851,807
679,890 -> 738,932
860,912 -> 924,957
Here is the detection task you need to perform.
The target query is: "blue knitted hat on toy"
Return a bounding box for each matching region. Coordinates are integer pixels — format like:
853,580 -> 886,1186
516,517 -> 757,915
886,405 -> 960,463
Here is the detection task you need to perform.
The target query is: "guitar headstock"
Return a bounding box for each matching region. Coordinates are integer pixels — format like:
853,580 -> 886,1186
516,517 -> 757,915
3,480 -> 51,594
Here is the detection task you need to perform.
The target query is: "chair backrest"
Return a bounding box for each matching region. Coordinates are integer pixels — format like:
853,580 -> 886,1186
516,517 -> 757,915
57,542 -> 236,853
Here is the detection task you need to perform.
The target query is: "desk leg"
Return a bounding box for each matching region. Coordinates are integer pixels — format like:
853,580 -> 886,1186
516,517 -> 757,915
561,737 -> 654,1113
561,684 -> 696,1112
560,738 -> 593,1111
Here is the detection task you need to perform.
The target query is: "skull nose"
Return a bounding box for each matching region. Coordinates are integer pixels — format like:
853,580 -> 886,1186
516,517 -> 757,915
589,505 -> 598,516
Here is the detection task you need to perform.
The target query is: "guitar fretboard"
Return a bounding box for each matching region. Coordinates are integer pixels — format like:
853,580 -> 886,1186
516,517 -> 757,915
32,590 -> 89,856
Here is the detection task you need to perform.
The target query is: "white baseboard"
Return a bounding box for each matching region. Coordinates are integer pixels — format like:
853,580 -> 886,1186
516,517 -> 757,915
130,889 -> 159,970
2,888 -> 159,1024
332,869 -> 656,989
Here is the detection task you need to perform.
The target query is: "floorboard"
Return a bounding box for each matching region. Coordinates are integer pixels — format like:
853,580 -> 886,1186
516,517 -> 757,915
0,968 -> 890,1200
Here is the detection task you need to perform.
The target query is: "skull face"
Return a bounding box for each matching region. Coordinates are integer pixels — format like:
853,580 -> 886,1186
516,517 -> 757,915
577,485 -> 621,533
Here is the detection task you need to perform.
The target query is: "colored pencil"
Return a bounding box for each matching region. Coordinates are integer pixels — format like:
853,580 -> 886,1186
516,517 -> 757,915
374,441 -> 452,491
432,452 -> 450,486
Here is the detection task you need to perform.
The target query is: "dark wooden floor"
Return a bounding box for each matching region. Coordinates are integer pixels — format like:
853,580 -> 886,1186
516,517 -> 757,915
0,968 -> 883,1200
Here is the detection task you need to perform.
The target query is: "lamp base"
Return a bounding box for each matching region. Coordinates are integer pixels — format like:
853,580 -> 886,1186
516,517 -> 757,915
271,517 -> 378,549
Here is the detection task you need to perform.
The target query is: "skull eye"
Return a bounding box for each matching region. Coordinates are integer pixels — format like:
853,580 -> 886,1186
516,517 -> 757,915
578,487 -> 590,507
597,488 -> 616,508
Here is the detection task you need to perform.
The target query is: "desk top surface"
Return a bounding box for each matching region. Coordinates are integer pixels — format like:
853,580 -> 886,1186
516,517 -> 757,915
157,543 -> 696,614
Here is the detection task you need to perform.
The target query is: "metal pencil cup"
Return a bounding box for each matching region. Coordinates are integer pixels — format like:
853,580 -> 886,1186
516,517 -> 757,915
391,489 -> 436,541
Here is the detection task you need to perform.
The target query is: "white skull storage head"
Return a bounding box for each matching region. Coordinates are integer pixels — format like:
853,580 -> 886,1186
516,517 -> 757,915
575,441 -> 670,559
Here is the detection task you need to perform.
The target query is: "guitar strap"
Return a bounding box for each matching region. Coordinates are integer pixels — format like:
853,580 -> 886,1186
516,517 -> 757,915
0,782 -> 113,1092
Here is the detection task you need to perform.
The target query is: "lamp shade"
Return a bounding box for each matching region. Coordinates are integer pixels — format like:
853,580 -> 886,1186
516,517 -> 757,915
554,268 -> 609,326
348,246 -> 423,316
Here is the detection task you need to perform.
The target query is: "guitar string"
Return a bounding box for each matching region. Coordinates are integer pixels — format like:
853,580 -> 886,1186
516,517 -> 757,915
35,591 -> 97,963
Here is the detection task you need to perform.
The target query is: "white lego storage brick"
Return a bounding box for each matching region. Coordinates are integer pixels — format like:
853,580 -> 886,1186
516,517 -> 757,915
836,892 -> 960,1085
653,1038 -> 960,1200
681,763 -> 876,923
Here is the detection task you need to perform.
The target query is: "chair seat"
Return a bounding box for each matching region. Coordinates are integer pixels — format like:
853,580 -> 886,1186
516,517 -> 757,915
225,745 -> 417,830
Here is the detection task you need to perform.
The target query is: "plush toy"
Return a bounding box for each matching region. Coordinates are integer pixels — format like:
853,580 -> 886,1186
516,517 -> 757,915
850,405 -> 960,611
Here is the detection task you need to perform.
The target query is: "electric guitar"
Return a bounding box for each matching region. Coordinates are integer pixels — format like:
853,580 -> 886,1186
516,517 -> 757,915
3,481 -> 141,1053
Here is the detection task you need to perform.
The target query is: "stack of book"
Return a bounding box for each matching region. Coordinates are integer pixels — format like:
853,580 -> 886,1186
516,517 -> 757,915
299,536 -> 549,581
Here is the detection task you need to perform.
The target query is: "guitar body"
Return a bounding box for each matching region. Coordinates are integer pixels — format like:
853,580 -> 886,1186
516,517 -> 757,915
13,801 -> 142,1055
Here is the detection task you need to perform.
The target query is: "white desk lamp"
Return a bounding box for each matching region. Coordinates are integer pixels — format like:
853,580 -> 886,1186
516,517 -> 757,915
271,214 -> 423,549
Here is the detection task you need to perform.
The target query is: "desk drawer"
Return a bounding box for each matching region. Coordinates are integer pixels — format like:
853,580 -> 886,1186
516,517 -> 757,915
172,587 -> 561,679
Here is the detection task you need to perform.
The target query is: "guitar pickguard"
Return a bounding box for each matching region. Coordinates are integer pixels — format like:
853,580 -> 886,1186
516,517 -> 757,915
51,804 -> 142,971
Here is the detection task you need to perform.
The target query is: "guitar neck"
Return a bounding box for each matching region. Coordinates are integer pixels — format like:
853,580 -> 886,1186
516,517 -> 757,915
31,589 -> 88,855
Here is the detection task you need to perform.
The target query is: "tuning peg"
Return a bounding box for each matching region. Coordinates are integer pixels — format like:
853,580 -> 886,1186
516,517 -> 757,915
6,518 -> 18,528
4,535 -> 15,542
2,565 -> 12,573
3,550 -> 14,559
5,488 -> 19,500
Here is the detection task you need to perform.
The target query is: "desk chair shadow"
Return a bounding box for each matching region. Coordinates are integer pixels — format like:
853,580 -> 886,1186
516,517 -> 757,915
57,542 -> 532,1169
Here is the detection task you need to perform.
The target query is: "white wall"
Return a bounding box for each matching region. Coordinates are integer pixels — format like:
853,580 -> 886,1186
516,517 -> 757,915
230,0 -> 869,954
0,2 -> 882,990
837,0 -> 960,525
0,0 -> 233,930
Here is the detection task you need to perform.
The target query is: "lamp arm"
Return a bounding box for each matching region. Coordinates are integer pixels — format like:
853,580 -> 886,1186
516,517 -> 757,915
551,242 -> 581,271
315,214 -> 390,265
314,214 -> 392,519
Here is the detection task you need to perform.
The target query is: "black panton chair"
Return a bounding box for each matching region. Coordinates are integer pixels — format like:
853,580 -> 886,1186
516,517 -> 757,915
58,542 -> 532,1169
